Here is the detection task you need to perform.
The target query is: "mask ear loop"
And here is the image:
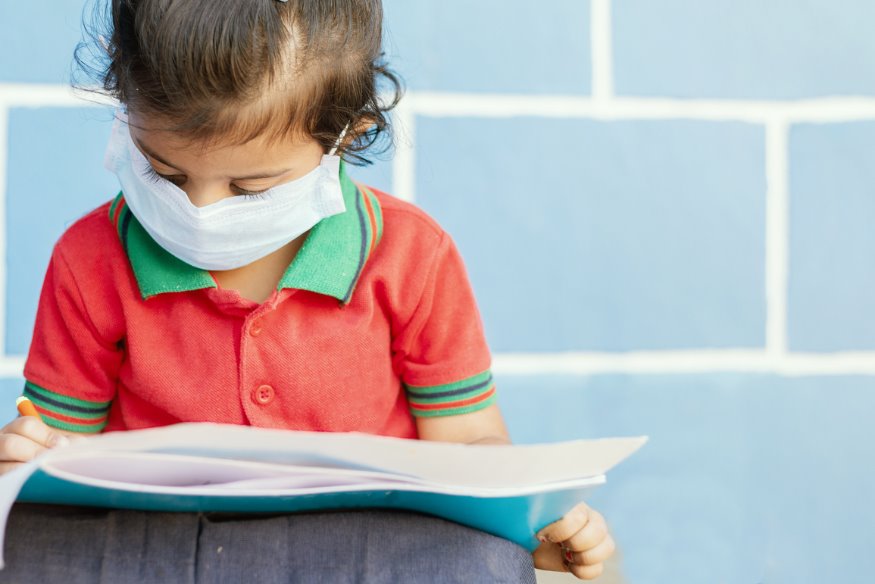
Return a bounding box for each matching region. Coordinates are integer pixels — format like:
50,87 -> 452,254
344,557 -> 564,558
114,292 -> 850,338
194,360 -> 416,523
328,123 -> 351,157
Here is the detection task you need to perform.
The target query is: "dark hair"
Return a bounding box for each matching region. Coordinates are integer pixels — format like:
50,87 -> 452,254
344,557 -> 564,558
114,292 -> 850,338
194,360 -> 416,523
75,0 -> 403,165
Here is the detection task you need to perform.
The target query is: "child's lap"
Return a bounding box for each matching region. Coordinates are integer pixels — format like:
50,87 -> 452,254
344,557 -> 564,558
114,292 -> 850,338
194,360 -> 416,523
0,503 -> 535,584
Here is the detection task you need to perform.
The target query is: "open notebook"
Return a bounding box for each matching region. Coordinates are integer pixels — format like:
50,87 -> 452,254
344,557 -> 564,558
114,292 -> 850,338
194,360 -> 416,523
0,423 -> 646,566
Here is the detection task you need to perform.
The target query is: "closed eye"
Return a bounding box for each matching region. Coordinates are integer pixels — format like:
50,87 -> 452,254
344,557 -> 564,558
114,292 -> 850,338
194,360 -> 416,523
231,185 -> 269,199
144,166 -> 268,200
143,165 -> 184,186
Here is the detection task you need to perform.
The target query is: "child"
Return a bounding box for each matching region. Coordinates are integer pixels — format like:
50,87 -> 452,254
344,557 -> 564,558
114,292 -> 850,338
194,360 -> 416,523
0,0 -> 614,581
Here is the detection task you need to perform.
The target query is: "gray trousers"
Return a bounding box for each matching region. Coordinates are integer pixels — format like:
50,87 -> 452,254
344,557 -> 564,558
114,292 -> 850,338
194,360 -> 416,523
0,504 -> 536,583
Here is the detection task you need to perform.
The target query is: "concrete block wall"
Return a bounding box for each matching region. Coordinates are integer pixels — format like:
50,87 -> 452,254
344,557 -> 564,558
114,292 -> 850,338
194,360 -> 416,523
1,1 -> 873,582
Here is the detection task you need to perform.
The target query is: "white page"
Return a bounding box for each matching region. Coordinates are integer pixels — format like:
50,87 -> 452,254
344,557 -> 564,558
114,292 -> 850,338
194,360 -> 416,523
191,474 -> 607,497
43,456 -> 608,498
0,461 -> 42,569
43,452 -> 427,489
37,423 -> 647,489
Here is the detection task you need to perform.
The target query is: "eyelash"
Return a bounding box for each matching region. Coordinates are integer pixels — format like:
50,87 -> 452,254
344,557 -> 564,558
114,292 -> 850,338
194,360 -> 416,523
142,166 -> 268,200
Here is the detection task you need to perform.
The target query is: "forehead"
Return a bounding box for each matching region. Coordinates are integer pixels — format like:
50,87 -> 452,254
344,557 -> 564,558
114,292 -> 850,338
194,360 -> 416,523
127,110 -> 317,152
126,111 -> 322,173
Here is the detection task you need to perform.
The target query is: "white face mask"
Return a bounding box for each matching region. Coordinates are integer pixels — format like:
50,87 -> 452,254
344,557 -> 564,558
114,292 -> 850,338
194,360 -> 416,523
103,114 -> 347,271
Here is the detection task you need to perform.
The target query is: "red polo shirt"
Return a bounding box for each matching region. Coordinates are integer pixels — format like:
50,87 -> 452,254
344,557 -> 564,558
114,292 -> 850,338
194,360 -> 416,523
22,162 -> 497,438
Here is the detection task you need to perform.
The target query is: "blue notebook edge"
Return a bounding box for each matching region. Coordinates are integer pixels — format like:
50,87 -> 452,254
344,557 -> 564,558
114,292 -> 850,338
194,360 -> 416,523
17,470 -> 601,552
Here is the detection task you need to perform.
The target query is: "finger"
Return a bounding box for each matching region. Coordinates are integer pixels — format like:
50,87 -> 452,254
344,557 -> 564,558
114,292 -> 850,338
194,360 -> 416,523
564,509 -> 608,552
570,533 -> 615,566
532,540 -> 567,572
567,560 -> 604,580
3,416 -> 69,449
536,502 -> 590,543
0,433 -> 47,463
0,461 -> 23,475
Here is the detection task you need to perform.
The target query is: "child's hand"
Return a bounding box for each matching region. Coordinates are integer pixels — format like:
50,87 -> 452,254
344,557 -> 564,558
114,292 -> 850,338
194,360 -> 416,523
532,502 -> 615,580
0,416 -> 78,475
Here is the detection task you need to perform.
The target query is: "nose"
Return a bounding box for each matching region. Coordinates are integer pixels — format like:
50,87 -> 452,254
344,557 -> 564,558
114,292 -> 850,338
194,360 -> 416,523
182,181 -> 236,208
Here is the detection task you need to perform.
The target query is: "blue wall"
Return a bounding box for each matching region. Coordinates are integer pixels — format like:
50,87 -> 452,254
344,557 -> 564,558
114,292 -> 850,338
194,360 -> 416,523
1,1 -> 874,583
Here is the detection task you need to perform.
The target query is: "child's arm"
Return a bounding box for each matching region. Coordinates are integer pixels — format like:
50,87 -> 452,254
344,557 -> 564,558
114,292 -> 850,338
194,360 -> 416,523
414,403 -> 511,445
6,235 -> 122,472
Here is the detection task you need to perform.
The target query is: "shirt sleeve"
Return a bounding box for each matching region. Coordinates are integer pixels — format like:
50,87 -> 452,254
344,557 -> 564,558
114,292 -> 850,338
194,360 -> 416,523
392,231 -> 497,418
21,245 -> 122,433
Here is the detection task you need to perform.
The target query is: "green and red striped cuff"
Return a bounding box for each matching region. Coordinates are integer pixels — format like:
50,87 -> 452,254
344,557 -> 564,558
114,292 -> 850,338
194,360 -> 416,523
22,381 -> 111,433
405,370 -> 497,418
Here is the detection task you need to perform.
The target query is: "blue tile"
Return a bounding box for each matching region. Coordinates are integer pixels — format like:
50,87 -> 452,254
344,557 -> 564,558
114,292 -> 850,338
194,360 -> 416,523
415,117 -> 766,352
0,1 -> 94,84
614,0 -> 875,99
345,124 -> 395,194
382,0 -> 591,94
6,107 -> 119,356
788,123 -> 875,351
496,372 -> 875,583
0,377 -> 23,425
347,157 -> 393,196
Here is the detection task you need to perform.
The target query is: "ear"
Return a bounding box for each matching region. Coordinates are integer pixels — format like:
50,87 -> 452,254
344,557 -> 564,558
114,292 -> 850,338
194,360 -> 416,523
353,115 -> 377,135
341,115 -> 377,149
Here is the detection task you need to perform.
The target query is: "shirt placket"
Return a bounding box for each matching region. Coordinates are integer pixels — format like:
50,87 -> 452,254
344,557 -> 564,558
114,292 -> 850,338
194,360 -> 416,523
238,288 -> 295,426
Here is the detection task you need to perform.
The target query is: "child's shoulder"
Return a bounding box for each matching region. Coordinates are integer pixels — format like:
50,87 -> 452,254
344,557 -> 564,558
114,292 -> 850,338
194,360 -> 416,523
52,199 -> 126,267
368,187 -> 446,244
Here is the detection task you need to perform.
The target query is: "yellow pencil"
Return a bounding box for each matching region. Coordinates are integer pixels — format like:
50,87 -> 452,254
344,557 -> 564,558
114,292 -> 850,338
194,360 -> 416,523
16,396 -> 41,419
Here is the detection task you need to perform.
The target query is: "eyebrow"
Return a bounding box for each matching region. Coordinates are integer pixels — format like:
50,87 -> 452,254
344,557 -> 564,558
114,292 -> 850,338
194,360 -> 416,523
133,137 -> 181,171
133,136 -> 294,181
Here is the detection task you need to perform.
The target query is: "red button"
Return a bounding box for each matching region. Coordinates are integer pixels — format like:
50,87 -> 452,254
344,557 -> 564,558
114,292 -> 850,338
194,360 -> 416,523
249,319 -> 263,337
252,384 -> 274,405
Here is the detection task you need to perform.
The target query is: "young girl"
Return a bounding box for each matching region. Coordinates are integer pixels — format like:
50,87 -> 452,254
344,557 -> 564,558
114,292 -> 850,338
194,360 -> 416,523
0,0 -> 615,581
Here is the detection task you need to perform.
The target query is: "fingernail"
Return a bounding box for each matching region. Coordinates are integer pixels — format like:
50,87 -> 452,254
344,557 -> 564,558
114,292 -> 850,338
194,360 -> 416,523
49,435 -> 70,448
536,534 -> 547,543
562,557 -> 572,571
564,549 -> 574,563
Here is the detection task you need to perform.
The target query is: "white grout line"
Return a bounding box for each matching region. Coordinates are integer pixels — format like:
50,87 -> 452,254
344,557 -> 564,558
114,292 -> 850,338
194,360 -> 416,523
406,92 -> 875,123
0,84 -> 115,109
590,0 -> 615,102
0,105 -> 7,356
492,350 -> 875,376
764,121 -> 790,356
0,357 -> 24,378
391,95 -> 416,202
9,83 -> 875,123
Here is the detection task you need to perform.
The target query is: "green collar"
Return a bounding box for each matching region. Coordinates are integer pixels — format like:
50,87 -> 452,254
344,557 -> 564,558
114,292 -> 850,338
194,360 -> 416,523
109,161 -> 383,304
